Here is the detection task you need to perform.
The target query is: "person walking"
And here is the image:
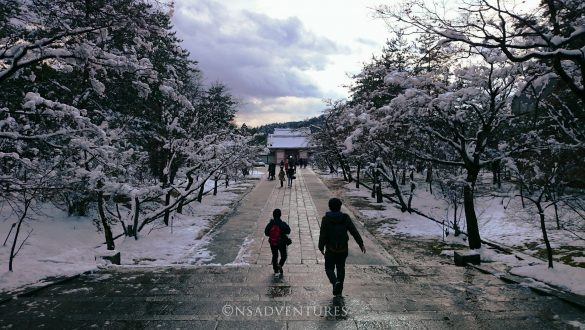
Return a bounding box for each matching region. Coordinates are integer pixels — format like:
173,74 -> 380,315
278,167 -> 285,188
286,167 -> 295,187
264,209 -> 291,276
318,198 -> 366,296
268,163 -> 275,180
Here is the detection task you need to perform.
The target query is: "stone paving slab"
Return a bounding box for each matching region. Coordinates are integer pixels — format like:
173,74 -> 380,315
2,262 -> 584,328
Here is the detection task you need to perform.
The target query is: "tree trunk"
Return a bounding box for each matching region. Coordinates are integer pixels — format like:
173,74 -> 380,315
97,192 -> 115,250
328,163 -> 336,174
536,201 -> 554,268
65,194 -> 72,216
376,181 -> 383,203
163,190 -> 172,226
340,161 -> 348,181
9,200 -> 31,271
338,154 -> 353,182
554,202 -> 560,230
407,182 -> 415,209
132,196 -> 140,239
463,169 -> 481,249
407,169 -> 415,209
213,176 -> 218,196
346,164 -> 353,183
197,178 -> 207,202
386,166 -> 408,211
426,163 -> 433,194
492,160 -> 502,188
453,201 -> 461,236
372,168 -> 377,198
178,172 -> 195,213
356,163 -> 361,189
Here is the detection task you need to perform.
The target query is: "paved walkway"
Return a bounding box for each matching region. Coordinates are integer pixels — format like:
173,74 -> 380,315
204,166 -> 395,267
1,168 -> 584,329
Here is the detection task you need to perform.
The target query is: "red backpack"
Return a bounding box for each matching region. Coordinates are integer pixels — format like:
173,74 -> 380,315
268,223 -> 282,246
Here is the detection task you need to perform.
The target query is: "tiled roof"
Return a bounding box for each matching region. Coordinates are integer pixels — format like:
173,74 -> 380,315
267,128 -> 311,149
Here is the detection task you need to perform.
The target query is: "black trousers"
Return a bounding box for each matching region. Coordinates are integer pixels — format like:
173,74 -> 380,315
270,244 -> 287,272
324,251 -> 348,285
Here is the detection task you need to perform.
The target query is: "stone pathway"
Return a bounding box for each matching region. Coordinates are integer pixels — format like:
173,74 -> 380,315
1,168 -> 584,329
234,166 -> 396,267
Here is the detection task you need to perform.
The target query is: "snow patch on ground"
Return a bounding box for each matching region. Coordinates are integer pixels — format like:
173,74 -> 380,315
228,237 -> 254,266
567,320 -> 585,330
61,287 -> 93,295
0,172 -> 260,293
511,263 -> 585,295
332,176 -> 585,298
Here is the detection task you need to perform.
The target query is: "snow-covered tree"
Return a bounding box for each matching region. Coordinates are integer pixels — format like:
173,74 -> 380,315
311,100 -> 354,179
377,0 -> 585,104
376,0 -> 585,154
383,55 -> 523,248
1,0 -> 257,259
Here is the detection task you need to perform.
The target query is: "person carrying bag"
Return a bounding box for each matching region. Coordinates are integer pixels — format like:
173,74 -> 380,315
264,208 -> 291,276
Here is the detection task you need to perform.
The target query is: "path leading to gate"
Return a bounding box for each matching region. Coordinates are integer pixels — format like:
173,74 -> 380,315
1,168 -> 584,329
204,166 -> 396,267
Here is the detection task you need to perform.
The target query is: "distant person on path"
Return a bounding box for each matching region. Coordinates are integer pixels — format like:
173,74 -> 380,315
318,198 -> 366,296
264,209 -> 291,276
286,167 -> 295,187
278,167 -> 285,188
267,163 -> 275,180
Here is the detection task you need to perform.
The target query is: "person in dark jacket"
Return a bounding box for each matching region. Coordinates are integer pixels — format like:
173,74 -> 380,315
318,198 -> 366,296
286,167 -> 295,187
268,163 -> 275,180
278,167 -> 285,188
264,208 -> 291,276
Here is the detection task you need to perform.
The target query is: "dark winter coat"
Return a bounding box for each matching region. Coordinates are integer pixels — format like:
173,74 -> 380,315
318,211 -> 364,254
264,218 -> 291,246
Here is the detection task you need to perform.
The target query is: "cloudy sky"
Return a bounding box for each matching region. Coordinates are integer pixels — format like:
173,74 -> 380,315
172,0 -> 390,127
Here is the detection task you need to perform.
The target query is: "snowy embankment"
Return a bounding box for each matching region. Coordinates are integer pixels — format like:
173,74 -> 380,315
332,176 -> 585,297
0,168 -> 264,293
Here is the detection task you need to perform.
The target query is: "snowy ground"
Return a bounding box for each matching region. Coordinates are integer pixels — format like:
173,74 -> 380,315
0,168 -> 264,293
322,172 -> 585,296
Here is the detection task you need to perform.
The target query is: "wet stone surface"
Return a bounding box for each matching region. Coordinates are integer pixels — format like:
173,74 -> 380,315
1,169 -> 584,329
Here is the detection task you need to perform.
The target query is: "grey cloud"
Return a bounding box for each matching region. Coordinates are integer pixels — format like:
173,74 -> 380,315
242,11 -> 339,62
356,37 -> 382,47
172,0 -> 342,99
236,97 -> 325,127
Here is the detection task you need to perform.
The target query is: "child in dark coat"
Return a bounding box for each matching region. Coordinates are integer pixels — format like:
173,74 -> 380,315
264,209 -> 291,276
